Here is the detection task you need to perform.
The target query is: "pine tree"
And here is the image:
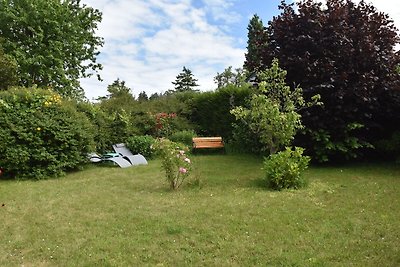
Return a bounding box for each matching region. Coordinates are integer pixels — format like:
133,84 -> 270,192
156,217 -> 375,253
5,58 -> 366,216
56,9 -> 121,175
244,14 -> 269,73
107,78 -> 132,98
137,91 -> 148,101
172,66 -> 199,92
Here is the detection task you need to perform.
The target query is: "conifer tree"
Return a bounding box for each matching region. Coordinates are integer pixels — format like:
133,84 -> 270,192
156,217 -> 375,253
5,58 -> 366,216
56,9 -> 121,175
172,66 -> 199,92
244,14 -> 269,73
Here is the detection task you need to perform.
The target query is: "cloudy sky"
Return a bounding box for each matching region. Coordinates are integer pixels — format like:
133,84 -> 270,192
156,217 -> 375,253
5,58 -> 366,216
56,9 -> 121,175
80,0 -> 400,100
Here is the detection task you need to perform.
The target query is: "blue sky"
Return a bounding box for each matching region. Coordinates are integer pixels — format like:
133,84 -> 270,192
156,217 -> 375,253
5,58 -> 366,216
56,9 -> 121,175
80,0 -> 399,100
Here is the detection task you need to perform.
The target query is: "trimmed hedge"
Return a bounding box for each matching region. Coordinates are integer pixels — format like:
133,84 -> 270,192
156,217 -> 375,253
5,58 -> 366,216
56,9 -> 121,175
189,84 -> 252,140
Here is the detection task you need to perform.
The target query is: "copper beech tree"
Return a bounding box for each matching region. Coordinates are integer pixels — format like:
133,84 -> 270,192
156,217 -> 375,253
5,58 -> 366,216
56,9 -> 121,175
245,0 -> 400,161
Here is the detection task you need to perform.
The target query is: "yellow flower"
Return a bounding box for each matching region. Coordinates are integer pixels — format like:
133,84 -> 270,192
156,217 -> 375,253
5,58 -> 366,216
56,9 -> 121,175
36,127 -> 41,131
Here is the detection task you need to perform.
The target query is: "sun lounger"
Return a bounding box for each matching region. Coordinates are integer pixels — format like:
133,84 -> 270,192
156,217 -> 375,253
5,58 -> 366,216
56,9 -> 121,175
88,152 -> 132,168
112,143 -> 148,166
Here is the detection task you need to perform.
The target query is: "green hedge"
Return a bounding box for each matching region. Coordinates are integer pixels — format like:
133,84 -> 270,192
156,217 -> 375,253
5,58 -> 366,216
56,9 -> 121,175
189,85 -> 252,139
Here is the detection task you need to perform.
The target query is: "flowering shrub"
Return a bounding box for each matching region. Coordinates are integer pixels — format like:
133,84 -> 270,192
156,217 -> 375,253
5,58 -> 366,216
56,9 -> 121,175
0,87 -> 95,179
154,112 -> 177,137
154,138 -> 192,190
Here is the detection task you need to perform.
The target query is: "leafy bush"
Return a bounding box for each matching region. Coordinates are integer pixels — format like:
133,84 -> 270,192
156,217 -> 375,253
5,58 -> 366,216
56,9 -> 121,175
0,87 -> 95,179
153,138 -> 192,190
76,102 -> 115,153
126,135 -> 156,159
153,112 -> 177,137
169,130 -> 196,147
264,147 -> 310,190
229,122 -> 264,154
304,123 -> 374,163
231,59 -> 321,155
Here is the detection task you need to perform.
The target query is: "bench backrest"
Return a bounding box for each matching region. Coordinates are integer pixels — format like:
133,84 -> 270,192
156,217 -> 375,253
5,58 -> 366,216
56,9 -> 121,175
192,137 -> 224,148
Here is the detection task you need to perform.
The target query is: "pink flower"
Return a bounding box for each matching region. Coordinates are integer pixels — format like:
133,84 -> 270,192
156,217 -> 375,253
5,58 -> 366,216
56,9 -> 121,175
179,167 -> 187,174
179,150 -> 185,155
184,158 -> 191,164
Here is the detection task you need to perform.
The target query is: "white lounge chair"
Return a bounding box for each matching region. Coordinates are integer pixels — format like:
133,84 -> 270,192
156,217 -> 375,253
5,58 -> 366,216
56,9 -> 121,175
112,143 -> 148,166
88,152 -> 132,168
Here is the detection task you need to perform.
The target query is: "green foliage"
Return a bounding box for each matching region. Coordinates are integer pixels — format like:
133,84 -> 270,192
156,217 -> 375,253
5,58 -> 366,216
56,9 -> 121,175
190,84 -> 252,139
306,123 -> 374,162
169,130 -> 196,147
171,66 -> 199,93
230,121 -> 264,154
244,14 -> 269,73
0,45 -> 17,90
214,66 -> 246,88
0,87 -> 95,179
231,59 -> 321,154
259,0 -> 400,161
137,91 -> 148,101
75,102 -> 115,153
0,0 -> 103,99
153,112 -> 178,138
154,138 -> 193,190
95,80 -> 146,146
106,78 -> 133,99
126,135 -> 156,159
96,88 -> 195,142
264,147 -> 310,190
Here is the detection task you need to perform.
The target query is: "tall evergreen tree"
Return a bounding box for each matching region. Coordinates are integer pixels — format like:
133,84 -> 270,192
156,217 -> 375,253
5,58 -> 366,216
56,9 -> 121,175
172,66 -> 199,92
244,14 -> 269,73
138,91 -> 148,101
106,78 -> 132,98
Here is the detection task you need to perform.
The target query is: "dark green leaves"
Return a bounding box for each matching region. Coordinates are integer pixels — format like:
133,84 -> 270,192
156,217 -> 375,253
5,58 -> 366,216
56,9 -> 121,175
0,0 -> 103,99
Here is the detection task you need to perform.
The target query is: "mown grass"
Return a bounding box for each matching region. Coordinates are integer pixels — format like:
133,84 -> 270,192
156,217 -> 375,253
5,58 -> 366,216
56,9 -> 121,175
0,154 -> 399,266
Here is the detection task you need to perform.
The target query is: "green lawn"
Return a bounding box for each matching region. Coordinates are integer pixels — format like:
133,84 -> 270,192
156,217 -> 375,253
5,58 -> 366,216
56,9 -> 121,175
1,154 -> 399,266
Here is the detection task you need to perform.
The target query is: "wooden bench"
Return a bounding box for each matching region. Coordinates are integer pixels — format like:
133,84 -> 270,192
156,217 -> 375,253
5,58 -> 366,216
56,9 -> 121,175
192,137 -> 224,152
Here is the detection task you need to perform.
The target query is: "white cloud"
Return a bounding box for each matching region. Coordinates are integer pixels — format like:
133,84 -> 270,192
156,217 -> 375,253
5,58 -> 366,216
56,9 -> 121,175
80,0 -> 245,100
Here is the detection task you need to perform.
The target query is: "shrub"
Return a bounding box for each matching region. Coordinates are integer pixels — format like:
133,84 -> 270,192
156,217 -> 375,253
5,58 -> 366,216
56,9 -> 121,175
303,123 -> 374,163
264,147 -> 310,190
230,121 -> 264,154
153,112 -> 177,137
126,135 -> 156,159
169,130 -> 196,147
154,138 -> 192,190
76,101 -> 115,153
0,87 -> 95,179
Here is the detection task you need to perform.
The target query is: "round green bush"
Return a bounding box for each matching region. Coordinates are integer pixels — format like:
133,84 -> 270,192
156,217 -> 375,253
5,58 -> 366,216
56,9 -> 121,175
264,147 -> 310,190
169,130 -> 196,147
126,135 -> 156,159
0,87 -> 95,179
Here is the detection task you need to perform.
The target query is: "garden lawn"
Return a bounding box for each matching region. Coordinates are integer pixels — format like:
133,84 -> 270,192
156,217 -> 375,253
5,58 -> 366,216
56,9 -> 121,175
0,154 -> 399,266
